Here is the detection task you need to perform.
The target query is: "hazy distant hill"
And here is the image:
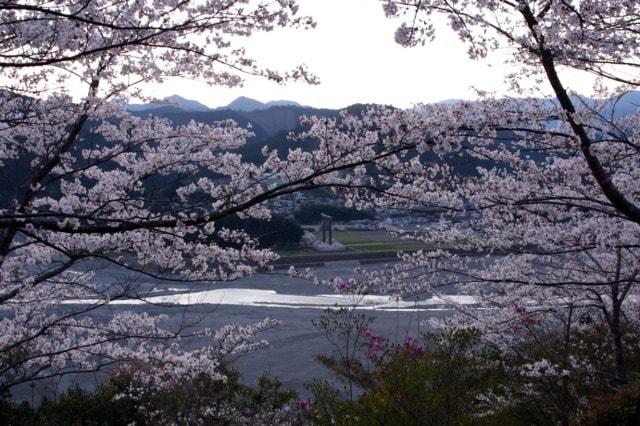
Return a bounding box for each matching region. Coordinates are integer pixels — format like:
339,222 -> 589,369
216,96 -> 301,112
127,95 -> 302,113
265,99 -> 303,108
598,91 -> 640,119
127,101 -> 339,164
223,96 -> 264,112
128,95 -> 210,112
4,92 -> 640,205
131,103 -> 336,139
117,91 -> 640,176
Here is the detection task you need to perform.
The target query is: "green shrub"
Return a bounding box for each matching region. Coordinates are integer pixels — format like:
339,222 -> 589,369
490,321 -> 640,425
576,383 -> 640,426
308,309 -> 505,425
353,329 -> 502,426
307,308 -> 640,426
0,368 -> 302,425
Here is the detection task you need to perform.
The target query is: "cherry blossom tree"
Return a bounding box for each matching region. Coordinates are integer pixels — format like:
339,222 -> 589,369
0,0 -> 425,397
3,2 -> 639,416
290,1 -> 638,398
355,0 -> 640,387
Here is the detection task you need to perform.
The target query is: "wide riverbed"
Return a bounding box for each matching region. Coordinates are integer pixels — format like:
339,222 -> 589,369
19,259 -> 476,401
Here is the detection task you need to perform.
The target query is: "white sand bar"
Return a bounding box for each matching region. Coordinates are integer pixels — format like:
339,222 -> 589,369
64,288 -> 478,310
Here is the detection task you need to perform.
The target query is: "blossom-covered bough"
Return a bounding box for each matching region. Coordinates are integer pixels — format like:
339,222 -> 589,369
326,0 -> 640,390
0,1 -> 428,397
293,1 -> 637,402
3,1 -> 640,415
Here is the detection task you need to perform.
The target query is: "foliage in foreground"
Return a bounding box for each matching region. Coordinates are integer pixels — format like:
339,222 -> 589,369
304,308 -> 640,426
576,383 -> 640,426
3,0 -> 640,410
4,311 -> 640,425
0,368 -> 303,426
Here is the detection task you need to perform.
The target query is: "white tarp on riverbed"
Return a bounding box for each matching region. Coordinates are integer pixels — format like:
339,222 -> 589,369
64,288 -> 477,311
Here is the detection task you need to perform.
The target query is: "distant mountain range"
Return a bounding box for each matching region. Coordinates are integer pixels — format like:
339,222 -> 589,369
128,91 -> 640,119
121,91 -> 640,168
127,95 -> 211,112
126,100 -> 344,165
222,96 -> 302,112
440,92 -> 640,120
3,91 -> 640,206
127,95 -> 301,113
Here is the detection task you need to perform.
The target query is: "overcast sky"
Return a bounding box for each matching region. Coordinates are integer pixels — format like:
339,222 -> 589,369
143,0 -> 593,110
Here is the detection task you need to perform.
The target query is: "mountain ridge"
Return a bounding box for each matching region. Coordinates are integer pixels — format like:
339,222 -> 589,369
128,95 -> 302,113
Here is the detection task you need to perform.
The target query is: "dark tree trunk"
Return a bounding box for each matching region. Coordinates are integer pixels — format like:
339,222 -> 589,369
610,294 -> 627,385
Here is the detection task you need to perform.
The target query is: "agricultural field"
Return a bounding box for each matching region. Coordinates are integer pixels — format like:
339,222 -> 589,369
332,230 -> 436,253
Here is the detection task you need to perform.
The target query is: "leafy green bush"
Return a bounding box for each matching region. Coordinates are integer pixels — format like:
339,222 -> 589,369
490,321 -> 640,425
0,368 -> 302,425
306,309 -> 640,426
0,378 -> 143,426
356,329 -> 502,426
576,383 -> 640,426
307,309 -> 504,425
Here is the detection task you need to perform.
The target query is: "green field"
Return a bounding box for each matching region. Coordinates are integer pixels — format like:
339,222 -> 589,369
274,230 -> 448,258
331,230 -> 371,245
332,230 -> 435,252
